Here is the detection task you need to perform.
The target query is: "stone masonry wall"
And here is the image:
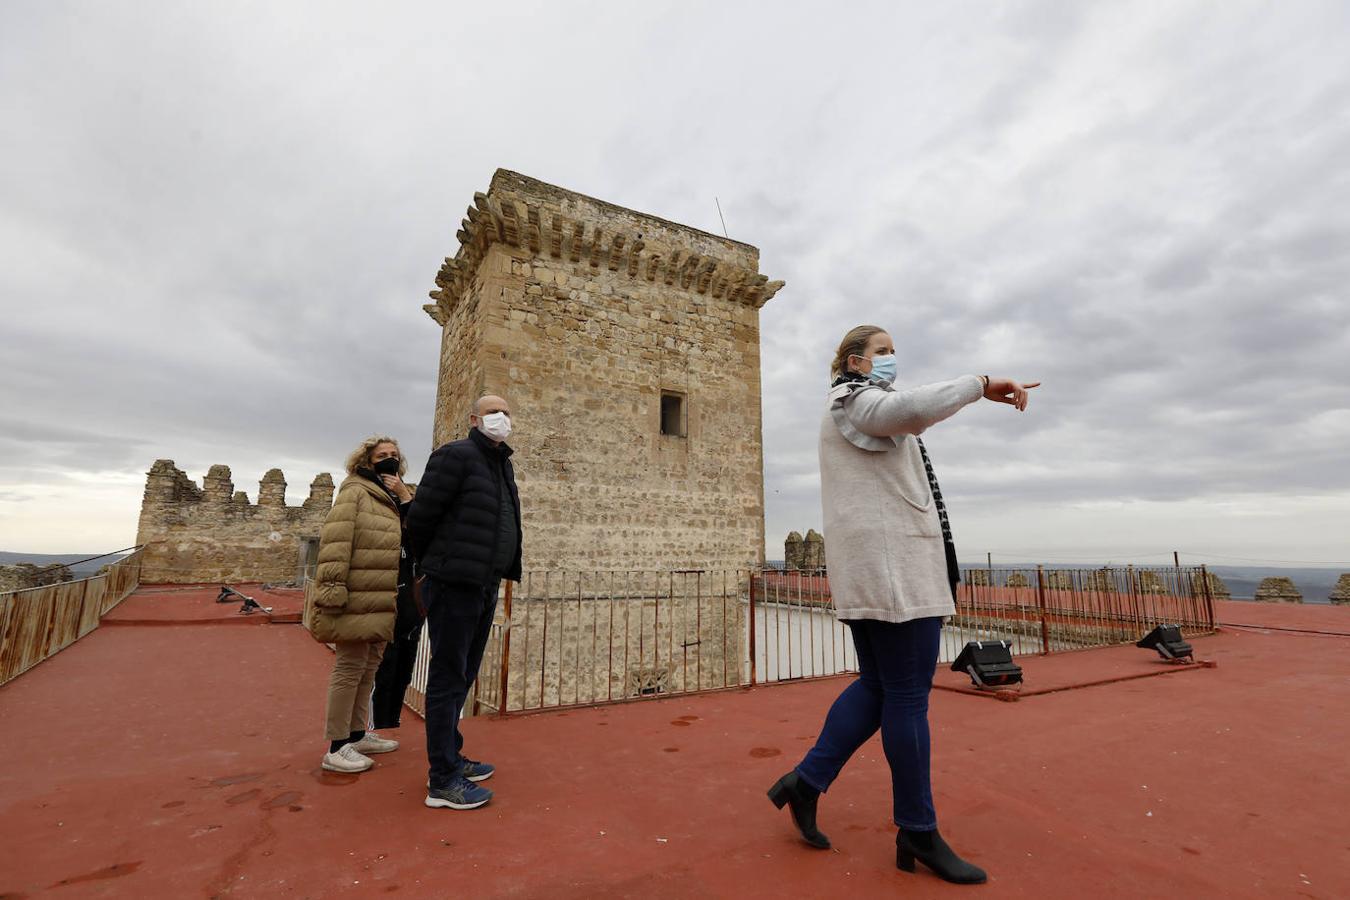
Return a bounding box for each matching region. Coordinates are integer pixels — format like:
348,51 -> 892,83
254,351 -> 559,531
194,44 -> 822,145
0,563 -> 74,593
426,170 -> 784,572
135,460 -> 334,583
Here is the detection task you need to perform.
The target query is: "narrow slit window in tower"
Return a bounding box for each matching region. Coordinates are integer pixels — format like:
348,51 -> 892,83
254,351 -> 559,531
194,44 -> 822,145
660,392 -> 685,437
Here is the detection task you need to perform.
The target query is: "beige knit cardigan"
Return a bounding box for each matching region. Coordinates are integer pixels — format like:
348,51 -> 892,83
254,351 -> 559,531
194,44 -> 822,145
819,375 -> 983,624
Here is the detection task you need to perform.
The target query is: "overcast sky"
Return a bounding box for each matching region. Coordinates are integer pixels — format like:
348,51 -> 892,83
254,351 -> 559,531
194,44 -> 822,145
2,1 -> 1347,566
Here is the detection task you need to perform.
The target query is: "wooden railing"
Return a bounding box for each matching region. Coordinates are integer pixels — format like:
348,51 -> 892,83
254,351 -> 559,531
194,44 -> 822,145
0,548 -> 145,686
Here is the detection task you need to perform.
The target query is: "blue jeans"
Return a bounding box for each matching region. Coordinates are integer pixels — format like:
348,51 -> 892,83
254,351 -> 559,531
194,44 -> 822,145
795,616 -> 943,830
423,577 -> 498,789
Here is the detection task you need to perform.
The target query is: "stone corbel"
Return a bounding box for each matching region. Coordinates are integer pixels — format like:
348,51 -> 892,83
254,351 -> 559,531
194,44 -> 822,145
756,279 -> 786,307
741,273 -> 769,306
678,254 -> 701,290
726,270 -> 749,304
626,240 -> 645,277
497,199 -> 522,247
423,301 -> 448,325
547,215 -> 563,259
569,223 -> 584,262
525,207 -> 542,255
663,250 -> 683,286
588,228 -> 605,268
694,258 -> 717,294
607,234 -> 626,271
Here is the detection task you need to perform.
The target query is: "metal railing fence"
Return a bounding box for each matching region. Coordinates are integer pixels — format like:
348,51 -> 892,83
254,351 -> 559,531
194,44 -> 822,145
0,548 -> 145,686
402,563 -> 1217,718
954,564 -> 1216,655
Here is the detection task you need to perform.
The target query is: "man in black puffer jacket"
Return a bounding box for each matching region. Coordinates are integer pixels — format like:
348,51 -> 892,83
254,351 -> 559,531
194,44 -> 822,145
406,394 -> 522,811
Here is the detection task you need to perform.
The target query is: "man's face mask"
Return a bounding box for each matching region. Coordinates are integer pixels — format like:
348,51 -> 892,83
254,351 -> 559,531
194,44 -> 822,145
478,412 -> 512,441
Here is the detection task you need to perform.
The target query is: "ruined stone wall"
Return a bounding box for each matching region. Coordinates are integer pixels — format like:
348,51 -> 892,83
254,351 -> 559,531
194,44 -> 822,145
426,170 -> 784,572
0,563 -> 74,592
1254,576 -> 1302,603
134,460 -> 334,583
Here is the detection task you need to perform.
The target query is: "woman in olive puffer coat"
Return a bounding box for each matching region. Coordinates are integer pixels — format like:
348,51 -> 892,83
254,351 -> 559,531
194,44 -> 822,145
307,435 -> 411,774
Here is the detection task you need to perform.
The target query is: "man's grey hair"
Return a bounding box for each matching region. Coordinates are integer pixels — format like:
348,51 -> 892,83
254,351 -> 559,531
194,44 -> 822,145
469,394 -> 499,417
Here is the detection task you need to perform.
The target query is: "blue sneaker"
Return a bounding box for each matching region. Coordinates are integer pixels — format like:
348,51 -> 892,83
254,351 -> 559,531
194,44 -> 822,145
425,775 -> 492,810
460,757 -> 495,783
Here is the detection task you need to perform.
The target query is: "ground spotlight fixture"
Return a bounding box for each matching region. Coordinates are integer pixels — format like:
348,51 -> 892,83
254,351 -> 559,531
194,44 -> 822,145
951,640 -> 1023,689
1136,624 -> 1193,662
215,585 -> 271,615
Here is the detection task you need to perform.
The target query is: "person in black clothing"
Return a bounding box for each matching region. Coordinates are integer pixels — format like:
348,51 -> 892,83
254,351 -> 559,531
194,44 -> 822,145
369,457 -> 424,734
405,394 -> 523,811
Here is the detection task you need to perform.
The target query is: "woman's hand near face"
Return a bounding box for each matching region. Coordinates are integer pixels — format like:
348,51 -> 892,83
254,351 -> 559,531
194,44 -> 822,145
381,474 -> 413,502
983,378 -> 1040,412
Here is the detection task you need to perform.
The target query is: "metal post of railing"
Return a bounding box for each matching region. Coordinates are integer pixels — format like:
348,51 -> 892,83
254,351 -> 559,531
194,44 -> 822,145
748,570 -> 757,686
497,580 -> 513,717
1035,565 -> 1050,655
75,577 -> 92,638
1199,564 -> 1215,632
1125,564 -> 1137,632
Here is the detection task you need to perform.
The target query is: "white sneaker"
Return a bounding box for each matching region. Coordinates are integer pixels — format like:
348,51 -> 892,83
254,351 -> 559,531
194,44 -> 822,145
353,732 -> 399,755
322,743 -> 374,773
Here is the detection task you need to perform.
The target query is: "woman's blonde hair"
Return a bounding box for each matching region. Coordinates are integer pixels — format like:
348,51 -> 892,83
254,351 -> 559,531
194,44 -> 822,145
344,435 -> 407,476
830,325 -> 888,379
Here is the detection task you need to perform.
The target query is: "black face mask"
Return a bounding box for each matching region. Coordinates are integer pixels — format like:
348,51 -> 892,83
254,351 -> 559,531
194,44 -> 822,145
373,457 -> 401,476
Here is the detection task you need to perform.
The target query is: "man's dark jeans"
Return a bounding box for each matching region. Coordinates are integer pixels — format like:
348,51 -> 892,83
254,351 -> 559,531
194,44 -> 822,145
423,576 -> 498,789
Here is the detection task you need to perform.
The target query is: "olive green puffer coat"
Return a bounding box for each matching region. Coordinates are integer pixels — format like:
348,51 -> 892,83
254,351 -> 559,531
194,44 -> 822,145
305,475 -> 401,644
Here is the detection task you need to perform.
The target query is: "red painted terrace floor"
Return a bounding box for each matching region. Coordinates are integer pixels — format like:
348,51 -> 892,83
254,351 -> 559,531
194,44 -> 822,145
3,587 -> 1348,899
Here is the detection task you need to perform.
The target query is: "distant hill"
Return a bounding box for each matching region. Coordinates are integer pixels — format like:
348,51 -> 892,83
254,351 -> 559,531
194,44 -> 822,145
957,561 -> 1345,604
0,551 -> 130,579
766,558 -> 1347,603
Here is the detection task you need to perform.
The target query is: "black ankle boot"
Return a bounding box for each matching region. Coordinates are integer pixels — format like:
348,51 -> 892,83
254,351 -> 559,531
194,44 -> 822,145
767,771 -> 831,849
896,828 -> 987,884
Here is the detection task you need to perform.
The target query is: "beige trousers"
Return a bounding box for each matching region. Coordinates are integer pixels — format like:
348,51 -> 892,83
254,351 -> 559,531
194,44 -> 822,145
324,641 -> 387,742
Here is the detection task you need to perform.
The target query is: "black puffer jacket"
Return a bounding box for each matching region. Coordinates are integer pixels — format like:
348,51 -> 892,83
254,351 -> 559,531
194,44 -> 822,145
406,428 -> 523,586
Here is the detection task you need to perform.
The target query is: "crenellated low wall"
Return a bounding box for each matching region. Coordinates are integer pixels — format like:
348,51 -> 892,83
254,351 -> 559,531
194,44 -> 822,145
134,460 -> 334,583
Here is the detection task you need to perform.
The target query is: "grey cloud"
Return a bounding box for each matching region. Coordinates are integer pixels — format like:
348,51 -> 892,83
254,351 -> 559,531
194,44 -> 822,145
2,1 -> 1348,559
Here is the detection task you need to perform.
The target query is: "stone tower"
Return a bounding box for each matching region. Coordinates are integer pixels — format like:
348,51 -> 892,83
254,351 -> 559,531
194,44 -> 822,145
424,170 -> 784,572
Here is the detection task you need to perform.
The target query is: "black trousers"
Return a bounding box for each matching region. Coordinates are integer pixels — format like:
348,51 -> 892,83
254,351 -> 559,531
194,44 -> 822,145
423,577 -> 498,788
370,625 -> 423,730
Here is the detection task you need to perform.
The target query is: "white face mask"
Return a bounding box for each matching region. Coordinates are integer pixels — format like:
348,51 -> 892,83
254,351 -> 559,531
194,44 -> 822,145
478,412 -> 512,441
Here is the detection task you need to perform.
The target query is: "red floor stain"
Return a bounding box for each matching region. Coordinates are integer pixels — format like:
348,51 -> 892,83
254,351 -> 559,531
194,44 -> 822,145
748,747 -> 781,758
310,767 -> 359,786
49,861 -> 142,887
225,788 -> 261,805
262,790 -> 303,810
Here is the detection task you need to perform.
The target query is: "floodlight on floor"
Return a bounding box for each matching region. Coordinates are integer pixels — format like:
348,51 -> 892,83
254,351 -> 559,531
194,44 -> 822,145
1136,624 -> 1193,662
951,640 -> 1023,689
